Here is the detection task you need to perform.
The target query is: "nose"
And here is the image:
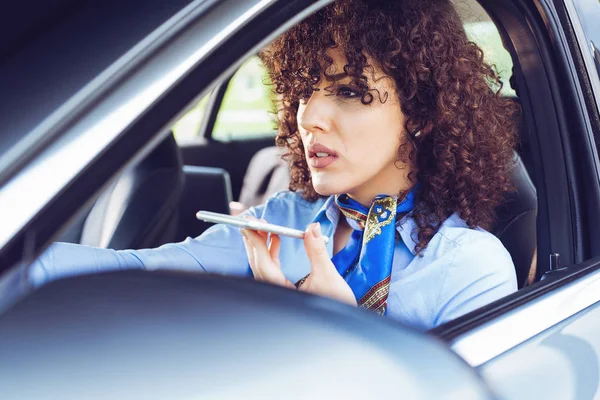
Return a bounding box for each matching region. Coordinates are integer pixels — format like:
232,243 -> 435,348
297,89 -> 333,135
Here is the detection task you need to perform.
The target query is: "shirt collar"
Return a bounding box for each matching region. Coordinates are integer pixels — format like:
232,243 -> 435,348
396,215 -> 418,255
313,195 -> 339,227
315,195 -> 420,255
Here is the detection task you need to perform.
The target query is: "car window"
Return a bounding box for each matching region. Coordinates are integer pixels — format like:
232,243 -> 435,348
171,95 -> 210,141
571,0 -> 600,82
212,57 -> 277,141
454,0 -> 516,96
172,57 -> 276,142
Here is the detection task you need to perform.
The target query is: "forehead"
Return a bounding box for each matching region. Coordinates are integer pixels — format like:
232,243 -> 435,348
326,48 -> 348,68
323,47 -> 388,86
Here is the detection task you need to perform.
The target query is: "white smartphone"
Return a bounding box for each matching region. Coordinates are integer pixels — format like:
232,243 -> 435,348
196,210 -> 329,244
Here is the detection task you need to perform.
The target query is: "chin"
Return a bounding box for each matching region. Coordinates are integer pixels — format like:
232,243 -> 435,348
311,175 -> 353,197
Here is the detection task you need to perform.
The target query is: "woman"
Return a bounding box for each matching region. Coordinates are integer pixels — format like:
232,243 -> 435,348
27,0 -> 519,330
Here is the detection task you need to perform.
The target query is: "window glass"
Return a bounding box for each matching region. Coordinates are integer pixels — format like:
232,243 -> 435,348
212,57 -> 277,141
172,95 -> 209,141
572,0 -> 600,81
172,57 -> 276,142
454,0 -> 516,96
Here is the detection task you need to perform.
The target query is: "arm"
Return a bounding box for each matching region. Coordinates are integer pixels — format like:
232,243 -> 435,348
27,209 -> 261,289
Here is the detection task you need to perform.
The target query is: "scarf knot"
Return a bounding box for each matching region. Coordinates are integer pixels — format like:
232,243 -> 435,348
330,189 -> 416,315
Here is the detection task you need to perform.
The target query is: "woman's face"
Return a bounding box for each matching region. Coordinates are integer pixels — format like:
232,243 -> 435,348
297,49 -> 413,205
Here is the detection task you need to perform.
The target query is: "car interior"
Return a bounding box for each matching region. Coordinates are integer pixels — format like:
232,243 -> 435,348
54,0 -> 539,293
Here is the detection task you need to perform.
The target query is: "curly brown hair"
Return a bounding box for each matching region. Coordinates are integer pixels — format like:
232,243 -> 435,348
259,0 -> 519,254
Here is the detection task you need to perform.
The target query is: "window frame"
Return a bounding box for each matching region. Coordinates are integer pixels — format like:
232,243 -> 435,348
566,0 -> 600,118
197,79 -> 230,140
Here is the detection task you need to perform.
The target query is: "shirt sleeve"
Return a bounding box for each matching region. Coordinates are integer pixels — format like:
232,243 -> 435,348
27,206 -> 265,289
433,235 -> 518,327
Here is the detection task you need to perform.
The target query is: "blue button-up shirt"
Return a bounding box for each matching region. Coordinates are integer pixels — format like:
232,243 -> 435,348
26,191 -> 517,330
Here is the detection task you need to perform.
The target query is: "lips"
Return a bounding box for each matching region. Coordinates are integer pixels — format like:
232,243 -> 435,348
307,143 -> 338,169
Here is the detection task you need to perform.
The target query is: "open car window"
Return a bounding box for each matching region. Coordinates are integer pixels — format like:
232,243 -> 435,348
212,57 -> 276,141
172,56 -> 276,142
456,0 -> 516,96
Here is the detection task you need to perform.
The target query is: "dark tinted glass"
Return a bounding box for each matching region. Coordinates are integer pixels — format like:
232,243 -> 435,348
572,0 -> 600,80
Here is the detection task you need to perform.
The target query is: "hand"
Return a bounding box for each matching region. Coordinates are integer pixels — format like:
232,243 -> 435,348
240,217 -> 295,289
298,223 -> 357,307
229,201 -> 248,216
240,218 -> 356,307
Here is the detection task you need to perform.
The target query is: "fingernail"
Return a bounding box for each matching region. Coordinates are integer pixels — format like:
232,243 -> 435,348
312,222 -> 321,239
240,229 -> 248,239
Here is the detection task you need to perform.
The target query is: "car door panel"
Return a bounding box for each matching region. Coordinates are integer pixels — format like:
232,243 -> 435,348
478,300 -> 600,399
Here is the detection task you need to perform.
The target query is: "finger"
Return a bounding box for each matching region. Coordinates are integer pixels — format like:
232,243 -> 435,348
303,223 -> 331,272
229,201 -> 247,216
243,227 -> 268,245
244,228 -> 283,282
283,279 -> 296,289
240,229 -> 261,279
256,219 -> 271,240
256,230 -> 270,241
251,219 -> 271,241
242,215 -> 270,240
268,234 -> 281,267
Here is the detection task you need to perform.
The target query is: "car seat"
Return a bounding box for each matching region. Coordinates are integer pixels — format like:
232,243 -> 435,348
70,133 -> 185,250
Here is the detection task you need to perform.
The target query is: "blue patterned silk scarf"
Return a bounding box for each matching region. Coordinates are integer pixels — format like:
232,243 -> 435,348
331,190 -> 416,315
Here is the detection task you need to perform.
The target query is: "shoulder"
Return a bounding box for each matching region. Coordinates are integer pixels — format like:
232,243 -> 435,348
424,213 -> 512,266
409,214 -> 516,289
423,214 -> 517,325
390,214 -> 517,328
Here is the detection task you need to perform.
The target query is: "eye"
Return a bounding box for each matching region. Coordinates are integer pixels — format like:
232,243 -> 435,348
336,86 -> 361,99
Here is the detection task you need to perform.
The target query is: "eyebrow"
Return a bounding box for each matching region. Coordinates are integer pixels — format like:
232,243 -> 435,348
325,72 -> 349,81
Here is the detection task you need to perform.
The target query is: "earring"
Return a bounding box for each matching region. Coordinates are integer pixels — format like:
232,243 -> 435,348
414,130 -> 422,138
394,159 -> 406,169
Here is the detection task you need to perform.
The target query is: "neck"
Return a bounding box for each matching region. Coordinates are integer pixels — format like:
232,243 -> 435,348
346,171 -> 414,206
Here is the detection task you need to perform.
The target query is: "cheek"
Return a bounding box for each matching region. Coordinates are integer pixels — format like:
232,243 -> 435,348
339,109 -> 402,162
